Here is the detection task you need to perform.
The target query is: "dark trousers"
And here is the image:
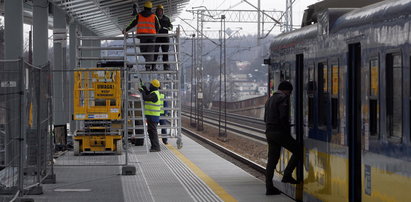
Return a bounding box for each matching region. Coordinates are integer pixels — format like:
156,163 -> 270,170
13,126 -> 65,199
147,119 -> 160,150
139,36 -> 155,68
265,131 -> 300,186
153,37 -> 169,68
159,119 -> 168,143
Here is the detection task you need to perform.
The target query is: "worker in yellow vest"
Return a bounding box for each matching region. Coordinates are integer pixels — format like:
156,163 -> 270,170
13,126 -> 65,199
123,1 -> 160,71
139,79 -> 162,152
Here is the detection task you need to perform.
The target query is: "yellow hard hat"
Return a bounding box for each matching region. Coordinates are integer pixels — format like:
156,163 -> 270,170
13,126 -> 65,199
144,1 -> 152,8
157,5 -> 164,9
150,79 -> 160,88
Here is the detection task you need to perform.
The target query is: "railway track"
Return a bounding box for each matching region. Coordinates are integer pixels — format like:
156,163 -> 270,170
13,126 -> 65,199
181,107 -> 266,143
181,127 -> 266,174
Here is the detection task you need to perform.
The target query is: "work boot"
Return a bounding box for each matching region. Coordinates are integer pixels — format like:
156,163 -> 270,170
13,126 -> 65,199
162,138 -> 168,145
266,187 -> 281,195
149,148 -> 160,152
281,175 -> 299,184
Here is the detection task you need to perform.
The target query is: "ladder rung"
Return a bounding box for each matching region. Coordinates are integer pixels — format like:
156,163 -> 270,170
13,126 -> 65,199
79,36 -> 124,40
159,89 -> 179,92
158,80 -> 179,83
127,80 -> 179,83
128,136 -> 145,139
78,46 -> 124,50
162,107 -> 181,110
159,117 -> 180,120
158,126 -> 179,129
125,52 -> 178,56
78,56 -> 124,60
126,43 -> 178,46
128,126 -> 179,129
128,117 -> 144,120
128,62 -> 178,65
127,117 -> 179,121
127,33 -> 177,37
127,108 -> 142,111
138,70 -> 179,74
127,89 -> 179,93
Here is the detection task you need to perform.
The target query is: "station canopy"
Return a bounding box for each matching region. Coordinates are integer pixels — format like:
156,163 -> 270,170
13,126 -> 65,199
52,0 -> 189,36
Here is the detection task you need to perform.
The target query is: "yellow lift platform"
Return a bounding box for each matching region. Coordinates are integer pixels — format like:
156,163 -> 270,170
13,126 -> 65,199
73,67 -> 123,155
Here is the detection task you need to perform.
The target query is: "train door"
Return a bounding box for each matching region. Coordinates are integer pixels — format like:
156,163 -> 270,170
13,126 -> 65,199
347,43 -> 362,202
295,54 -> 304,200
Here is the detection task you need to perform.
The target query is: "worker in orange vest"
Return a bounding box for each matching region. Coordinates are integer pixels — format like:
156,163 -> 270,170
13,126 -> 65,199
123,1 -> 160,71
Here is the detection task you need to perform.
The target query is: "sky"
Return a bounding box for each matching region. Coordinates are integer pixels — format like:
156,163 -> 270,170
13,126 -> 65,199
174,0 -> 321,37
1,0 -> 320,48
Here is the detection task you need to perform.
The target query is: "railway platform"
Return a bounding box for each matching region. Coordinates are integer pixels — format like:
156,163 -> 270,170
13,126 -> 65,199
29,134 -> 292,202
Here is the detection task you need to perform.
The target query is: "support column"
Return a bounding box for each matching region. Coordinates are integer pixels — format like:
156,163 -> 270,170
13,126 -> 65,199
33,0 -> 48,67
4,0 -> 23,60
53,6 -> 67,126
69,21 -> 77,134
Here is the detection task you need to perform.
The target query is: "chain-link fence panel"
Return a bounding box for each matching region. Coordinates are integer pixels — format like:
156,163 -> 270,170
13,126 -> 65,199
0,59 -> 25,199
23,61 -> 54,192
0,59 -> 54,201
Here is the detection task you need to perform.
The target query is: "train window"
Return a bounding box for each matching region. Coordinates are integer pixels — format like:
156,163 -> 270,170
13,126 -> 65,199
282,63 -> 291,81
386,53 -> 402,139
331,64 -> 339,96
369,58 -> 379,136
323,65 -> 328,92
331,64 -> 339,130
318,62 -> 329,128
307,65 -> 315,128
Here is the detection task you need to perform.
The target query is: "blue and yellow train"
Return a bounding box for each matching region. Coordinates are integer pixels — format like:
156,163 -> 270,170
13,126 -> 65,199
267,0 -> 411,201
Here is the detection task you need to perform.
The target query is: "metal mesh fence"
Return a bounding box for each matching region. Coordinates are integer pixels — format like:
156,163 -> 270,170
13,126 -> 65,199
0,59 -> 54,200
0,59 -> 23,199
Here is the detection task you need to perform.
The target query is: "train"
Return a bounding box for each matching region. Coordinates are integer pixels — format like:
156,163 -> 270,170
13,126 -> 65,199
267,0 -> 411,201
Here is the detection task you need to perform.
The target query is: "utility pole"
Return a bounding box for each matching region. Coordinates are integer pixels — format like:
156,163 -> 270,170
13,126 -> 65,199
195,10 -> 204,131
285,0 -> 293,32
190,34 -> 196,127
257,0 -> 260,46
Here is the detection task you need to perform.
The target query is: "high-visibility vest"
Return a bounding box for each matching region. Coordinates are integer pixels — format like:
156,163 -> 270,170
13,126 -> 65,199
159,93 -> 165,114
137,14 -> 156,34
144,90 -> 161,116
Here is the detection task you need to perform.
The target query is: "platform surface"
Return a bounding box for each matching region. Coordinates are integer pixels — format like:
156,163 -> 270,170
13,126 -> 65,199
30,134 -> 293,202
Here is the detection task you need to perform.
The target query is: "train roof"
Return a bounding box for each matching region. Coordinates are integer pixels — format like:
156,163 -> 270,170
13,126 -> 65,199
269,24 -> 318,53
332,0 -> 411,32
302,0 -> 384,26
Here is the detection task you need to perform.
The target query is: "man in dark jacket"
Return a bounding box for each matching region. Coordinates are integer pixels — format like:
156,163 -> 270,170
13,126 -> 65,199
123,1 -> 160,71
264,81 -> 300,195
153,5 -> 173,71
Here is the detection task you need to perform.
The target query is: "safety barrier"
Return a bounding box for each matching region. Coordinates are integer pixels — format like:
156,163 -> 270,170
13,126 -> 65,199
0,59 -> 54,200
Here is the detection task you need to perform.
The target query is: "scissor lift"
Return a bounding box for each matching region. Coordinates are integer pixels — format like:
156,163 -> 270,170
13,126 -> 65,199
73,67 -> 124,155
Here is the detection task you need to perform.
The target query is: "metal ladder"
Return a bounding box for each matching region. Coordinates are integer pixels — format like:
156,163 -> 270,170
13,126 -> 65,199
125,27 -> 183,149
123,33 -> 149,153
